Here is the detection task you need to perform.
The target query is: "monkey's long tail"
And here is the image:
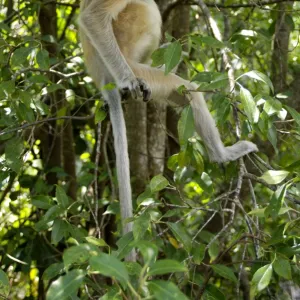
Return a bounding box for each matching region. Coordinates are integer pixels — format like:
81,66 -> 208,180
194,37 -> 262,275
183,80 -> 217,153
102,86 -> 136,260
131,62 -> 258,163
189,87 -> 258,162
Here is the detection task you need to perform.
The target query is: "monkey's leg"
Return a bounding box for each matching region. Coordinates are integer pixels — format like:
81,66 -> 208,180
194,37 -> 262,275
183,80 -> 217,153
130,62 -> 258,163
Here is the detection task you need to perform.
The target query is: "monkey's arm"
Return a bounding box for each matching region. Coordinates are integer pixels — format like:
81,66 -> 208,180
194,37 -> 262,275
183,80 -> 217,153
79,0 -> 150,99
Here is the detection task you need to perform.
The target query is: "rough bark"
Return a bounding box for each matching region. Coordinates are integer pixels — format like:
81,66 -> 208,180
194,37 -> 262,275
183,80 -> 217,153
38,0 -> 77,199
125,101 -> 149,196
271,2 -> 293,93
63,115 -> 77,200
167,4 -> 190,157
38,0 -> 62,189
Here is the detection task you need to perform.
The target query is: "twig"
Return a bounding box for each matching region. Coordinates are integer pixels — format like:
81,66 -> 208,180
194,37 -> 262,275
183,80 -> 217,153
94,122 -> 102,238
0,115 -> 94,136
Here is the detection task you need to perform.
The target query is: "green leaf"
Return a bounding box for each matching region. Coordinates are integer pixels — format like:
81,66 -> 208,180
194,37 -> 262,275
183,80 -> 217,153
95,109 -> 107,124
178,106 -> 195,145
46,269 -> 86,300
31,195 -> 53,209
164,41 -> 182,74
167,154 -> 179,171
42,263 -> 64,280
5,137 -> 23,172
192,244 -> 206,265
16,102 -> 35,122
85,236 -> 109,247
201,73 -> 229,90
137,188 -> 153,205
240,86 -> 259,123
36,49 -> 50,69
285,106 -> 300,127
151,47 -> 166,67
204,284 -> 226,300
44,205 -> 65,221
260,170 -> 289,185
148,259 -> 187,276
264,98 -> 282,116
273,258 -> 292,280
267,124 -> 277,152
63,243 -> 100,269
135,241 -> 158,265
11,47 -> 32,67
251,264 -> 273,295
248,208 -> 266,218
241,71 -> 274,94
200,36 -> 225,48
211,264 -> 238,283
113,232 -> 135,260
192,72 -> 219,83
133,212 -> 150,240
0,80 -> 15,98
191,148 -> 204,174
51,219 -> 68,244
150,174 -> 169,193
0,269 -> 9,296
124,261 -> 143,276
167,222 -> 192,252
148,280 -> 189,300
89,253 -> 129,285
265,184 -> 288,218
55,185 -> 70,209
42,84 -> 65,95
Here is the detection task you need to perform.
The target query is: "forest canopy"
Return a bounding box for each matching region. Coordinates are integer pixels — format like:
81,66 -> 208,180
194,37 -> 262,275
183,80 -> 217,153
0,0 -> 299,299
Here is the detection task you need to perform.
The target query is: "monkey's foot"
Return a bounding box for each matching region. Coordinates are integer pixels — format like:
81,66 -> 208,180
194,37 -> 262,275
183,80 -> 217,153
211,141 -> 258,163
119,77 -> 151,102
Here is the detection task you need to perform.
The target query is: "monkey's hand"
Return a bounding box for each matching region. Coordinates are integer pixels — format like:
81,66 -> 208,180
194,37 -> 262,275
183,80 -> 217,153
119,77 -> 151,102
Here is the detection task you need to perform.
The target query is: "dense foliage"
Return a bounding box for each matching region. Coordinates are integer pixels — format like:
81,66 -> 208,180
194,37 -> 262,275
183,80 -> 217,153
0,1 -> 299,299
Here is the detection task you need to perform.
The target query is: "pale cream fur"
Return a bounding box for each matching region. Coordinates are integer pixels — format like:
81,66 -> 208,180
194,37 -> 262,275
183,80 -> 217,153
79,0 -> 258,248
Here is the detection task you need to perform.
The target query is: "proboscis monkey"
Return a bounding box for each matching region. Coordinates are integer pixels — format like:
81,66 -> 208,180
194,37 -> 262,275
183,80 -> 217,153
79,0 -> 258,240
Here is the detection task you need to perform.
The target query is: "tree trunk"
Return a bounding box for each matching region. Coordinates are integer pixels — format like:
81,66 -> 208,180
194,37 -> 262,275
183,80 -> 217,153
38,0 -> 77,199
271,3 -> 293,93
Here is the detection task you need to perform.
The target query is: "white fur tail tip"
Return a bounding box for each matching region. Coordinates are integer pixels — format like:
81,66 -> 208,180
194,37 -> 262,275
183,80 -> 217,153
211,141 -> 258,163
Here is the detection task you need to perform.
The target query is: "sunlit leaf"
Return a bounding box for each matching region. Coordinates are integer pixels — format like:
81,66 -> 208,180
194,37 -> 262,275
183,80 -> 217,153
164,41 -> 182,74
241,71 -> 274,94
240,86 -> 259,123
251,264 -> 272,296
150,174 -> 169,193
46,270 -> 86,300
0,269 -> 9,296
260,170 -> 289,185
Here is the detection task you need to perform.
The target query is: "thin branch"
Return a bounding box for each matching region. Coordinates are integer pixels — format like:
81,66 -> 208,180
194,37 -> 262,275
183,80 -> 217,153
94,122 -> 102,238
163,0 -> 300,21
0,115 -> 94,137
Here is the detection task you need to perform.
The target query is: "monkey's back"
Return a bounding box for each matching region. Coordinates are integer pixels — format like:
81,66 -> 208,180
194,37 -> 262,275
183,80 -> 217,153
79,0 -> 162,86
